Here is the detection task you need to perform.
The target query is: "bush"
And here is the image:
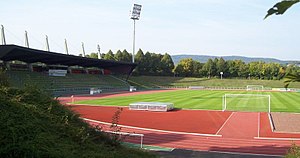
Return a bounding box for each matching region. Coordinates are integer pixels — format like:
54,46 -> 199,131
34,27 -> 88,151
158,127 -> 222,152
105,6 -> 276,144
0,69 -> 9,87
0,86 -> 156,158
285,143 -> 300,158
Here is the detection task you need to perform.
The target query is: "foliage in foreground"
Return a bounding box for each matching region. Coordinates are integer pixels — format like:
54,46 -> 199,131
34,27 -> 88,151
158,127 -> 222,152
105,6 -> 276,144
284,72 -> 300,88
285,143 -> 300,158
0,86 -> 155,158
265,0 -> 299,19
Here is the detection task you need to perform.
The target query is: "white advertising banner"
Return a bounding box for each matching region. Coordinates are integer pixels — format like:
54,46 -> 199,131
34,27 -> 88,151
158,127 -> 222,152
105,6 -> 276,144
48,69 -> 67,76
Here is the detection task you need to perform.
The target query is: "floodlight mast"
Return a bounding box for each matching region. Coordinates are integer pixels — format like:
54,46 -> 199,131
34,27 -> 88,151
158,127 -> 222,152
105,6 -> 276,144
45,35 -> 50,51
1,25 -> 6,45
97,44 -> 101,59
25,31 -> 29,48
130,4 -> 142,63
64,39 -> 69,55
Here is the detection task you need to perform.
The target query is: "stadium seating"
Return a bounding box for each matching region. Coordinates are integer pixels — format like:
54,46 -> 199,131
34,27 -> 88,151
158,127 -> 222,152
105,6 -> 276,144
6,70 -> 129,96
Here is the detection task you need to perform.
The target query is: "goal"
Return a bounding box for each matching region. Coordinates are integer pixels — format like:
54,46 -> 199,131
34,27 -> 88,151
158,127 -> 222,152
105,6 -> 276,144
222,94 -> 271,113
246,85 -> 264,91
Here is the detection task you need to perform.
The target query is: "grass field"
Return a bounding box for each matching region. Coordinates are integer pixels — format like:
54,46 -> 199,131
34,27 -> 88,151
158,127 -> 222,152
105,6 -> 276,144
127,76 -> 300,89
74,90 -> 300,113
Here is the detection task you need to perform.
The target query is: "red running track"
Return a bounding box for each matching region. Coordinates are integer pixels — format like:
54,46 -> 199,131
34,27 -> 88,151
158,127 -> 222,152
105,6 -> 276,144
217,112 -> 259,139
85,118 -> 300,156
69,105 -> 300,156
71,105 -> 232,134
60,90 -> 300,156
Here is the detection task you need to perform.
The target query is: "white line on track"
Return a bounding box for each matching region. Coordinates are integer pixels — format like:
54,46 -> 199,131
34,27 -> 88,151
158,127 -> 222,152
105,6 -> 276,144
215,112 -> 235,135
254,137 -> 300,141
81,117 -> 222,137
207,149 -> 282,157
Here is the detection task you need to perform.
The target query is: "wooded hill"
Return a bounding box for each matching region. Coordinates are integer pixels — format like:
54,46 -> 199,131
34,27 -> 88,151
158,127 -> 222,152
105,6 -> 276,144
171,55 -> 300,65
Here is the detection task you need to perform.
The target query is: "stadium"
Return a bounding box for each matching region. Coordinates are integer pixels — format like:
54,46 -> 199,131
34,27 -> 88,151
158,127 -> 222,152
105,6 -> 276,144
1,43 -> 300,157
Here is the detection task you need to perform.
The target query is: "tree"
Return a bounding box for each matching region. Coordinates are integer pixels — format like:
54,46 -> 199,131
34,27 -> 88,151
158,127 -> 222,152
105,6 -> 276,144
104,50 -> 115,61
202,59 -> 215,78
216,57 -> 227,77
173,64 -> 184,77
135,49 -> 144,63
160,53 -> 175,76
248,61 -> 265,79
114,50 -> 123,61
134,49 -> 145,75
238,61 -> 249,78
89,52 -> 98,59
212,58 -> 218,77
143,52 -> 152,75
149,53 -> 163,75
175,58 -> 194,77
122,49 -> 132,62
192,60 -> 203,77
100,53 -> 105,59
265,0 -> 299,19
226,60 -> 238,78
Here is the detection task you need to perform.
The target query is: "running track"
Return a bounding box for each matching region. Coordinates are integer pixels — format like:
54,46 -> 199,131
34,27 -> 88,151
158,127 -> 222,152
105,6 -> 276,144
60,90 -> 300,156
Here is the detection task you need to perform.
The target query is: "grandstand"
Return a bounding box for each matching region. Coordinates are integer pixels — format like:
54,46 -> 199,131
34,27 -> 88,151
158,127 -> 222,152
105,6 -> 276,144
0,45 -> 136,96
6,70 -> 130,96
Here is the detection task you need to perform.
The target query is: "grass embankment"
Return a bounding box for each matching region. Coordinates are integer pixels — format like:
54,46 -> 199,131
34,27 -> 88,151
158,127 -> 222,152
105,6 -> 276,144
0,86 -> 156,158
75,90 -> 300,113
128,76 -> 300,89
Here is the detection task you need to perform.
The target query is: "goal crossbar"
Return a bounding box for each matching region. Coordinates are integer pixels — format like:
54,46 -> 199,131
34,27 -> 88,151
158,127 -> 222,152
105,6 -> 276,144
223,94 -> 271,113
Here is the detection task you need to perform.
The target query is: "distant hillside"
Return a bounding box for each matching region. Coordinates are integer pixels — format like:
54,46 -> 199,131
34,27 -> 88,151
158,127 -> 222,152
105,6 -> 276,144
171,55 -> 300,65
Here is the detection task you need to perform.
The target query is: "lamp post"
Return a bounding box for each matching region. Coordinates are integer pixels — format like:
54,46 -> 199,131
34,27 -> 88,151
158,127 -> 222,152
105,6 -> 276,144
220,72 -> 223,80
130,4 -> 142,63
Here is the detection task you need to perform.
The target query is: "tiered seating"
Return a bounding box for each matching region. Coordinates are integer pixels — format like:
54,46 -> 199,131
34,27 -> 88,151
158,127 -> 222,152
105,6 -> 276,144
6,71 -> 129,96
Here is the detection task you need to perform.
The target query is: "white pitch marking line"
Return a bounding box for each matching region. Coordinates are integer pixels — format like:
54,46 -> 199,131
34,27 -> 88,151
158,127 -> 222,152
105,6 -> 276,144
82,117 -> 222,137
254,137 -> 300,141
216,112 -> 235,135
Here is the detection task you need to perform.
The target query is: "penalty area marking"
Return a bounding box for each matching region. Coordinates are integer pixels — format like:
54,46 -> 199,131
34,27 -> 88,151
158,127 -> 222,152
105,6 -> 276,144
82,117 -> 222,137
215,112 -> 235,135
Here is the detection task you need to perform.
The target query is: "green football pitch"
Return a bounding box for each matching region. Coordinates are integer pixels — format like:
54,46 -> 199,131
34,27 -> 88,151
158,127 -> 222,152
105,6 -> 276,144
74,90 -> 300,113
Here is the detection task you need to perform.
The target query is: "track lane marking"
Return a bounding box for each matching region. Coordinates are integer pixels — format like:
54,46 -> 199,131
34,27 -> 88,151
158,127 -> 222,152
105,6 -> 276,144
254,137 -> 300,141
82,117 -> 222,137
216,112 -> 235,135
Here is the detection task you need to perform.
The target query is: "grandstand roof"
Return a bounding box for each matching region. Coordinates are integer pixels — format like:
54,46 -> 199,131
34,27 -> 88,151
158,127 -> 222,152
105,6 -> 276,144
0,45 -> 136,74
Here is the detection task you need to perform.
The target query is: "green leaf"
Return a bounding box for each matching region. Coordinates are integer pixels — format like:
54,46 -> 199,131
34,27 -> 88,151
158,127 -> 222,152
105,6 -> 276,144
264,0 -> 300,19
284,72 -> 300,88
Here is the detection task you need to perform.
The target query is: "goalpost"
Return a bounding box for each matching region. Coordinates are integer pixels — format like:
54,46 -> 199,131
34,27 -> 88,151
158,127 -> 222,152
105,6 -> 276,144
222,94 -> 271,113
246,85 -> 264,91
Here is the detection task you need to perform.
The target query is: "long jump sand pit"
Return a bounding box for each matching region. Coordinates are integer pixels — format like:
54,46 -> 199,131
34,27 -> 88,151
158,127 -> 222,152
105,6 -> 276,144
271,112 -> 300,133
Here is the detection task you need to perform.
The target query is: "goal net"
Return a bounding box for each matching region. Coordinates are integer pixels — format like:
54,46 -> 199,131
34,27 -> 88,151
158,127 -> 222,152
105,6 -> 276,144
222,94 -> 271,113
246,85 -> 264,91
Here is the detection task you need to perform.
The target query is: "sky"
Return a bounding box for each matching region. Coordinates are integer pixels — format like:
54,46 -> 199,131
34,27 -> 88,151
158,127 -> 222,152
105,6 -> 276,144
1,0 -> 300,60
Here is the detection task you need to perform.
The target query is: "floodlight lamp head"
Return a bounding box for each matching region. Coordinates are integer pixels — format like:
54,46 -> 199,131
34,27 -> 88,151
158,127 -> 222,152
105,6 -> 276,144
130,4 -> 142,20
